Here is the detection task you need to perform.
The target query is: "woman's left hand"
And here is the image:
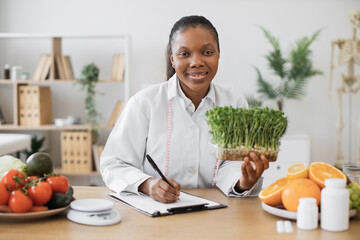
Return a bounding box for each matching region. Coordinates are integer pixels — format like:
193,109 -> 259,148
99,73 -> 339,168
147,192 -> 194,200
236,152 -> 269,191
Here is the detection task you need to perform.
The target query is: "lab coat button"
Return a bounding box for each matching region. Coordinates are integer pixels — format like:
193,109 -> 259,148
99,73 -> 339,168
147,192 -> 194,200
188,168 -> 196,175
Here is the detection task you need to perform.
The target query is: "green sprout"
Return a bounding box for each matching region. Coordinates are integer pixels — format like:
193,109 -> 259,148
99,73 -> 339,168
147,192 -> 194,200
206,106 -> 287,161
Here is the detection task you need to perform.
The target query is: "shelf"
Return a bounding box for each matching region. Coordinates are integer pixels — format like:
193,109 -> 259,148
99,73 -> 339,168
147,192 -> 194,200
0,124 -> 112,131
0,79 -> 123,84
0,33 -> 127,39
54,168 -> 101,176
0,33 -> 128,184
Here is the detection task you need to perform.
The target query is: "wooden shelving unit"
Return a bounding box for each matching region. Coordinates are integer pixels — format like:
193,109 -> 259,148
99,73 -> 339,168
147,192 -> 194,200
0,33 -> 130,177
0,123 -> 112,131
54,168 -> 100,176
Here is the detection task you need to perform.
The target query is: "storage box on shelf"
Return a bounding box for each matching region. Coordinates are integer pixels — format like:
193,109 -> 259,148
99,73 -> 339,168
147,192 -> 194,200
0,33 -> 130,178
18,85 -> 52,126
61,131 -> 92,174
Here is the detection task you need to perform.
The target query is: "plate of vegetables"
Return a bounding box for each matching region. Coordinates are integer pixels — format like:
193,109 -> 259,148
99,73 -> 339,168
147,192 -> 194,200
206,106 -> 287,161
0,153 -> 74,221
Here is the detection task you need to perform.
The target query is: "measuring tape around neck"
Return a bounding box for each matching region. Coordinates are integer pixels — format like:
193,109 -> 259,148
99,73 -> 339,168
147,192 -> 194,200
166,99 -> 220,187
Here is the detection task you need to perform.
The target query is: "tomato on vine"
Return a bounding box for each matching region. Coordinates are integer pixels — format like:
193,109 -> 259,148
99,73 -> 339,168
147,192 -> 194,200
0,182 -> 9,205
27,181 -> 52,206
46,176 -> 69,194
25,176 -> 40,183
1,169 -> 25,191
8,189 -> 33,213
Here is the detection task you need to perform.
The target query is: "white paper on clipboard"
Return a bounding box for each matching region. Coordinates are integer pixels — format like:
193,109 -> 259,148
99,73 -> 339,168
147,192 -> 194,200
109,191 -> 226,217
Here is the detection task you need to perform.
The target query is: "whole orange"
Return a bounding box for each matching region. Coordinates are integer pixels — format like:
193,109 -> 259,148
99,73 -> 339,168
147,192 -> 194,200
281,178 -> 321,212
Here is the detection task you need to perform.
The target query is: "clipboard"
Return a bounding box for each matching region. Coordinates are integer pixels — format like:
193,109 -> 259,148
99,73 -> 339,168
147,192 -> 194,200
109,191 -> 227,217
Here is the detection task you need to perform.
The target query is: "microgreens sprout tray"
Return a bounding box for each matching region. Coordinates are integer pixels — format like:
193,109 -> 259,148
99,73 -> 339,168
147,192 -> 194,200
208,142 -> 279,162
206,106 -> 287,162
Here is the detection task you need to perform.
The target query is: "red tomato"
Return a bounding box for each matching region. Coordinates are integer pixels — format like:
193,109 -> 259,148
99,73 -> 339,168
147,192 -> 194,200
0,183 -> 9,205
1,169 -> 25,191
8,190 -> 33,213
46,176 -> 69,194
27,181 -> 52,206
26,176 -> 40,183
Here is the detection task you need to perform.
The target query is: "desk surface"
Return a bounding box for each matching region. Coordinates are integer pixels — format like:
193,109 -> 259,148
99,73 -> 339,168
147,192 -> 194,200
0,187 -> 358,240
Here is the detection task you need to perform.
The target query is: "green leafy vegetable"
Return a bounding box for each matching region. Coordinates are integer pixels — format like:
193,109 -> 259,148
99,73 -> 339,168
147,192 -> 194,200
0,155 -> 27,178
206,106 -> 287,161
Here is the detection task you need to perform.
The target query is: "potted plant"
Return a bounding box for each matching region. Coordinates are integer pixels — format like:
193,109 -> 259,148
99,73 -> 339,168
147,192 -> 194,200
76,63 -> 101,143
22,135 -> 46,159
253,26 -> 323,111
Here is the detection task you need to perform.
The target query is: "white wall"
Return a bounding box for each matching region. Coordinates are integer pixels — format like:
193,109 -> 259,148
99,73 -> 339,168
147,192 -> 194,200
0,0 -> 359,169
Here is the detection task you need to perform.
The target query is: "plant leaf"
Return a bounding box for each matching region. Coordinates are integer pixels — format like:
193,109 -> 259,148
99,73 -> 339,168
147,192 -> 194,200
282,78 -> 309,99
259,26 -> 288,79
255,67 -> 278,100
288,29 -> 323,80
245,95 -> 263,108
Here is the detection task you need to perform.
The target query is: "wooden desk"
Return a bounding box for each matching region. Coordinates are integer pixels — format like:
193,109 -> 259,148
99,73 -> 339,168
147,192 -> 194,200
0,187 -> 358,240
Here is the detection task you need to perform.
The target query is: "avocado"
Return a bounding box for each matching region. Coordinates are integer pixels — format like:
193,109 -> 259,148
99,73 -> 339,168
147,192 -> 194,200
26,152 -> 53,177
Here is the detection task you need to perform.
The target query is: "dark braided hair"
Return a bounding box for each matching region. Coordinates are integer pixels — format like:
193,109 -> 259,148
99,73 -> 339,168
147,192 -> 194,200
166,15 -> 220,80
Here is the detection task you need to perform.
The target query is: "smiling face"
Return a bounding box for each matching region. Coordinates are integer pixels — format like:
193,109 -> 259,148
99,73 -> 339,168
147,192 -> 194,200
170,26 -> 220,100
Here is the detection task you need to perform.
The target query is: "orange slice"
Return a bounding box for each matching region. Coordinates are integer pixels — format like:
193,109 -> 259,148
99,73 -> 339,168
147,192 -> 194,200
309,162 -> 346,189
259,177 -> 290,206
286,163 -> 308,179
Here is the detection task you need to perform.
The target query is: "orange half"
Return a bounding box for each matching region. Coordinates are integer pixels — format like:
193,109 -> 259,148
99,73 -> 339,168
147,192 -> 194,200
287,163 -> 308,179
259,177 -> 290,206
309,162 -> 346,189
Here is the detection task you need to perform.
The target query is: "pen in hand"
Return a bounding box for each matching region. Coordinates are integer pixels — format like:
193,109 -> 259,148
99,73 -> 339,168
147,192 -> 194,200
146,154 -> 180,199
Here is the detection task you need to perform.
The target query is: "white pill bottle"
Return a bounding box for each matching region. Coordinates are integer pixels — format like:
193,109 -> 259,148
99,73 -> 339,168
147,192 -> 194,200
320,178 -> 349,231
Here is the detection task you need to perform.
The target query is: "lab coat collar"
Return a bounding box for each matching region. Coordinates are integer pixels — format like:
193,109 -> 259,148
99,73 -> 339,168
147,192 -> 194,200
167,74 -> 216,106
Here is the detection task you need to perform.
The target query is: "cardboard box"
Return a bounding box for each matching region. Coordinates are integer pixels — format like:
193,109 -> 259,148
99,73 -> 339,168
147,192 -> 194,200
18,85 -> 52,126
61,131 -> 93,174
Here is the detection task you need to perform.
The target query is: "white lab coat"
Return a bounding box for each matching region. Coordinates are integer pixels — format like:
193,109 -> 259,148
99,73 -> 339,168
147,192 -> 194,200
100,74 -> 262,197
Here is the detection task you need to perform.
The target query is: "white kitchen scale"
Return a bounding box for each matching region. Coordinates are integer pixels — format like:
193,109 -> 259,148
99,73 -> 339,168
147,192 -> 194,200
67,198 -> 121,226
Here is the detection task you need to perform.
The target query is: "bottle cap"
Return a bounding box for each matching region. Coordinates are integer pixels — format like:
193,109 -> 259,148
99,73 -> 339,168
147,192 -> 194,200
299,197 -> 317,207
324,178 -> 346,188
4,64 -> 9,69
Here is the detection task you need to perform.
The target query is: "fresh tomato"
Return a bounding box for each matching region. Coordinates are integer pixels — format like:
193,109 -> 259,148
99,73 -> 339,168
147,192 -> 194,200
29,205 -> 48,212
46,176 -> 69,194
1,169 -> 25,191
8,189 -> 33,213
0,183 -> 9,205
27,181 -> 52,206
25,176 -> 40,183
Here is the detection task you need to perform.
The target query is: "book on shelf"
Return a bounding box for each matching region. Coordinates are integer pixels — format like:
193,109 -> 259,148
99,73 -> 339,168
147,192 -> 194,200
32,54 -> 50,81
40,56 -> 52,80
107,101 -> 125,127
111,54 -> 125,81
92,144 -> 104,172
55,55 -> 66,79
0,105 -> 5,124
62,55 -> 74,80
33,54 -> 74,81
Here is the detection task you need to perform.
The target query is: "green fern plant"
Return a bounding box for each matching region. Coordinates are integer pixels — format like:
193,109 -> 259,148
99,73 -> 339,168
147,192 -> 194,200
254,26 -> 323,111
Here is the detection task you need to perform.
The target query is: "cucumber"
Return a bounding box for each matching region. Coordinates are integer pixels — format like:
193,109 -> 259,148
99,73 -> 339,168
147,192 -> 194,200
46,186 -> 74,209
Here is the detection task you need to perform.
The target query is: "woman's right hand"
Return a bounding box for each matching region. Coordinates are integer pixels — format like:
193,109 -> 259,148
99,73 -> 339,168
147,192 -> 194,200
138,177 -> 180,203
